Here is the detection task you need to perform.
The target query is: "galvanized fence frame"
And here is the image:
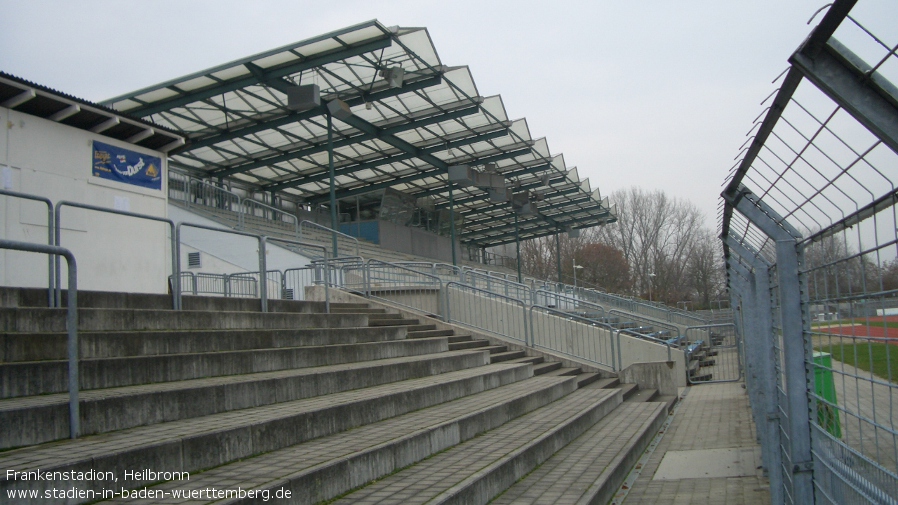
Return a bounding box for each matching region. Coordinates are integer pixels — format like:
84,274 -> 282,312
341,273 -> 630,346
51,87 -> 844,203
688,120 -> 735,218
721,1 -> 898,502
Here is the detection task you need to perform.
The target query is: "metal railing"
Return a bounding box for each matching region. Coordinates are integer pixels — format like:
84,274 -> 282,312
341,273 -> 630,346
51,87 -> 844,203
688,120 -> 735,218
55,200 -> 179,309
445,282 -> 529,345
463,269 -> 534,305
299,219 -> 360,258
529,306 -> 620,370
0,189 -> 55,306
721,1 -> 898,502
177,223 -> 268,311
0,240 -> 80,438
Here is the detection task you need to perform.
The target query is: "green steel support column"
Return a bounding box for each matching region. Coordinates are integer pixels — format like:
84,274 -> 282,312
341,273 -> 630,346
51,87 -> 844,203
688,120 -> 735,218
555,232 -> 562,284
328,112 -> 338,257
449,183 -> 457,266
515,212 -> 522,283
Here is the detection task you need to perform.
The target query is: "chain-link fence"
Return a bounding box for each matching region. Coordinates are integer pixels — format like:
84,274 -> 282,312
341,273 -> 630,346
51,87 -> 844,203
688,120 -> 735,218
721,1 -> 897,502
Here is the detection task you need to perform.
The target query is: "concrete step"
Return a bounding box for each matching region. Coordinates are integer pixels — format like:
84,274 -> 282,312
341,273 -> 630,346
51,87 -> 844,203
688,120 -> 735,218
575,372 -> 605,388
618,382 -> 639,400
0,336 -> 452,398
406,328 -> 455,339
539,366 -> 580,377
328,386 -> 622,504
365,312 -> 404,320
0,287 -> 352,313
503,356 -> 545,366
449,339 -> 490,351
89,375 -> 580,505
0,363 -> 534,502
591,377 -> 622,389
0,348 -> 491,448
0,325 -> 409,362
491,401 -> 667,505
367,317 -> 421,327
0,307 -> 368,333
532,361 -> 563,375
626,387 -> 659,402
490,350 -> 526,363
481,345 -> 508,354
329,307 -> 386,314
405,323 -> 437,332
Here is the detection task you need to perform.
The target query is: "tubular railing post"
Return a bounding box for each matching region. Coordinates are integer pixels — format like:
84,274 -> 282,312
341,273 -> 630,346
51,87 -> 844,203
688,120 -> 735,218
0,240 -> 79,438
259,236 -> 268,313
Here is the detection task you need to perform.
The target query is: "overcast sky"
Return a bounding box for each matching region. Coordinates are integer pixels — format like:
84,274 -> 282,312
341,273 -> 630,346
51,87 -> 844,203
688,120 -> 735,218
1,0 -> 889,231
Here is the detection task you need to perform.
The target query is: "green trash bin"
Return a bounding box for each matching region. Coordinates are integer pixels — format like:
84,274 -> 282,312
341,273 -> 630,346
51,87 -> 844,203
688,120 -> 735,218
813,351 -> 842,438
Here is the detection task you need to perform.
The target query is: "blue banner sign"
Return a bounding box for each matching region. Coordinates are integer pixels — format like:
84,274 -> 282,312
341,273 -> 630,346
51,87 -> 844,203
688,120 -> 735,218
92,141 -> 162,190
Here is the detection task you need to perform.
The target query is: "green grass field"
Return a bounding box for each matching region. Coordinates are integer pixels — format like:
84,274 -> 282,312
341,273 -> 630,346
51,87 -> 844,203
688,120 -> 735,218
815,342 -> 897,382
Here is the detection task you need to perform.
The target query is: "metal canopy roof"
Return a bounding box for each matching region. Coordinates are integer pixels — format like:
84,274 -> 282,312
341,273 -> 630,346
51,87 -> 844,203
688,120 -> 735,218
103,20 -> 615,247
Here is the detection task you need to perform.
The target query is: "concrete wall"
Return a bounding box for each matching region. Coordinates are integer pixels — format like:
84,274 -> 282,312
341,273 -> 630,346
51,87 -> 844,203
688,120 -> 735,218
1,107 -> 169,293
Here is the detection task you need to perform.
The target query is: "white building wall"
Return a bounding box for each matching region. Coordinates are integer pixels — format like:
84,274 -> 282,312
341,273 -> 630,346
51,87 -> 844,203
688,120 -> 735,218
1,107 -> 170,293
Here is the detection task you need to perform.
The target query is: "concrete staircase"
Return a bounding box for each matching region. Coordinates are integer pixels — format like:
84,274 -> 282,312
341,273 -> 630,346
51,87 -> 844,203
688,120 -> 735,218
0,287 -> 674,504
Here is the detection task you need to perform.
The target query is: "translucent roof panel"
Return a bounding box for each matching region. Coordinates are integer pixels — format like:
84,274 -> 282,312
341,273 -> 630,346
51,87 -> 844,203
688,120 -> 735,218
102,20 -> 615,247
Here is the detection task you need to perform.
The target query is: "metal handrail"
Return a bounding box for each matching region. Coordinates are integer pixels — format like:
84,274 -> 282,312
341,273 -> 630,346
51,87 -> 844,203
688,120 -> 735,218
529,305 -> 620,371
607,309 -> 681,339
177,223 -> 268,312
444,281 -> 529,345
243,198 -> 299,236
267,236 -> 330,312
299,219 -> 361,257
55,200 -> 179,309
0,239 -> 80,438
187,178 -> 244,229
0,189 -> 55,306
533,289 -> 607,319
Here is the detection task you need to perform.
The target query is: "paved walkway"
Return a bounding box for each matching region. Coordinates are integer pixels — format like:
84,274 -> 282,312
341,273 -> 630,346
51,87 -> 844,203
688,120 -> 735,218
621,382 -> 771,505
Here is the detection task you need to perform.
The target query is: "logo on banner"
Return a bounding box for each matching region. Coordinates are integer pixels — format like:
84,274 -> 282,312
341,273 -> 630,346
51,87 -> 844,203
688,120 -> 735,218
93,141 -> 162,190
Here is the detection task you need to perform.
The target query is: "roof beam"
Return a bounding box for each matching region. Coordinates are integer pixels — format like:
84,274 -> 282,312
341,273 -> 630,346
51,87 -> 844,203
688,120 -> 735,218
214,101 -> 480,180
304,144 -> 532,204
119,37 -> 393,118
182,74 -> 444,153
268,126 -> 512,193
463,209 -> 614,245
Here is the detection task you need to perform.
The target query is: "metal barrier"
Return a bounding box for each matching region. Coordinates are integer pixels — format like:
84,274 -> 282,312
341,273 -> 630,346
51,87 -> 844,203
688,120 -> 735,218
55,200 -> 179,309
360,259 -> 444,316
0,239 -> 79,438
721,1 -> 898,502
445,282 -> 528,345
0,189 -> 55,306
243,198 -> 298,236
529,305 -> 619,371
608,309 -> 681,341
186,178 -> 243,229
299,220 -> 360,258
177,223 -> 268,311
684,323 -> 740,384
533,289 -> 606,319
463,269 -> 534,305
268,237 -> 330,311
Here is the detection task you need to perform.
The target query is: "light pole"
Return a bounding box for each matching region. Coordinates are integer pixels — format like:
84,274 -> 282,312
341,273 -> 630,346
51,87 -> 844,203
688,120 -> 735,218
648,272 -> 656,302
573,259 -> 584,289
